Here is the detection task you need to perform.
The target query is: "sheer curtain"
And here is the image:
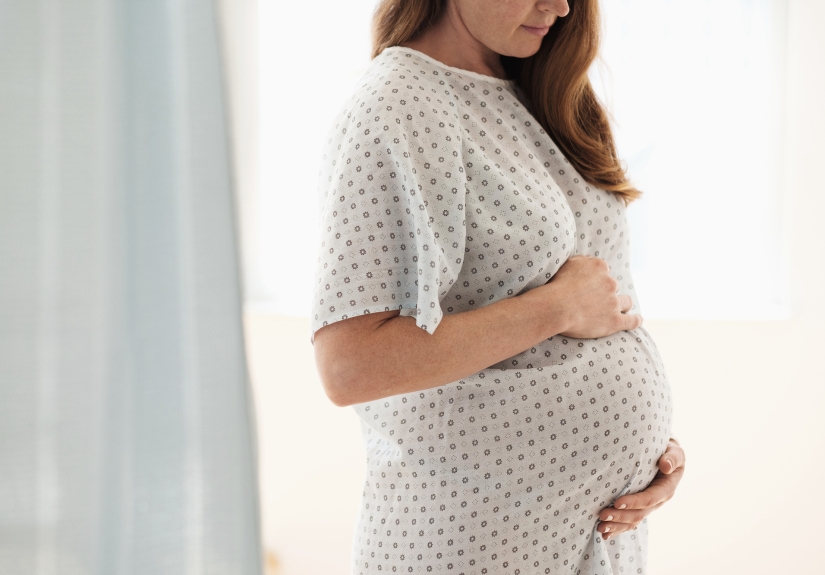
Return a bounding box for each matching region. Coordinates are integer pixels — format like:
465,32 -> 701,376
0,1 -> 262,574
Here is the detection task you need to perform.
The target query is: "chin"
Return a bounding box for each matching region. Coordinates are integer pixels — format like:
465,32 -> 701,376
505,42 -> 542,59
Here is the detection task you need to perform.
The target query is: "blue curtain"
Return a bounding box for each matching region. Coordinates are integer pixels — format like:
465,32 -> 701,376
0,1 -> 263,573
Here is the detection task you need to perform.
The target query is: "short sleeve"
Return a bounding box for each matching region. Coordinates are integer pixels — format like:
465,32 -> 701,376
310,82 -> 466,341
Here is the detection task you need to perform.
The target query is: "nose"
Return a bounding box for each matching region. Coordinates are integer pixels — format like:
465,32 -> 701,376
538,0 -> 570,18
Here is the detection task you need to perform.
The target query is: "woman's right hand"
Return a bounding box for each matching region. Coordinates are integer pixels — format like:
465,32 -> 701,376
534,255 -> 642,338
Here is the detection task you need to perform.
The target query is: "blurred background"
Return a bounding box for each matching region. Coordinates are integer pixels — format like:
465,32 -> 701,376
2,0 -> 823,574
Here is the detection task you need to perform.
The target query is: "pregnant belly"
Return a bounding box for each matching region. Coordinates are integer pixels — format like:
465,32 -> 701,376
352,327 -> 672,572
356,327 -> 671,523
482,325 -> 673,494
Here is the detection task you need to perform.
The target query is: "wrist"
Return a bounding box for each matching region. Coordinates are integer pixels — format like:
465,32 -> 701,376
520,283 -> 575,339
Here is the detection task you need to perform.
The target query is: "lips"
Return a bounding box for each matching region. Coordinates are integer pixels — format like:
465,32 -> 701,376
521,24 -> 551,37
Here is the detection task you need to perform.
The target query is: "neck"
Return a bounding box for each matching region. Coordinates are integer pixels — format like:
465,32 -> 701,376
400,5 -> 508,80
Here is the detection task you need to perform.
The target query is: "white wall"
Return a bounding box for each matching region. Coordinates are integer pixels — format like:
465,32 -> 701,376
244,0 -> 825,573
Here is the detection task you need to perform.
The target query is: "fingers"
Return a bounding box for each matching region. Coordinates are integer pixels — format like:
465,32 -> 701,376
597,518 -> 646,540
597,440 -> 688,541
618,312 -> 643,331
615,293 -> 642,330
598,500 -> 664,527
613,466 -> 684,511
617,294 -> 632,312
598,505 -> 652,525
597,507 -> 657,540
598,485 -> 666,540
658,439 -> 686,474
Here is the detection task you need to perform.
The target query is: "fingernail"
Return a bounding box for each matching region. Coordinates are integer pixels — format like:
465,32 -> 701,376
605,515 -> 613,521
618,504 -> 626,509
604,527 -> 610,533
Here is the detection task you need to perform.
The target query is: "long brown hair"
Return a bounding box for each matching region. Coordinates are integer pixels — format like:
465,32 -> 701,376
371,0 -> 641,204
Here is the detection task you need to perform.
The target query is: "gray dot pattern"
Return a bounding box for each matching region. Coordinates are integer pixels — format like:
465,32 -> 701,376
311,46 -> 673,575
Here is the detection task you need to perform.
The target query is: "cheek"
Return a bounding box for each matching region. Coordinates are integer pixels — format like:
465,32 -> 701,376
465,0 -> 525,46
476,5 -> 541,58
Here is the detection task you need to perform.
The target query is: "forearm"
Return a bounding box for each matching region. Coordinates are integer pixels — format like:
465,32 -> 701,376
315,285 -> 571,406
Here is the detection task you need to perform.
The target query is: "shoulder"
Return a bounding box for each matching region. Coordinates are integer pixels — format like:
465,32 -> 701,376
317,48 -> 465,196
341,48 -> 462,131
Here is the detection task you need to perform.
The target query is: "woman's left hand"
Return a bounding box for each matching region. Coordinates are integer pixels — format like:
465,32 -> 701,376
596,438 -> 686,540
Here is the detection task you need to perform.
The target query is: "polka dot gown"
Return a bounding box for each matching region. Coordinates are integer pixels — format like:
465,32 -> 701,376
311,46 -> 673,575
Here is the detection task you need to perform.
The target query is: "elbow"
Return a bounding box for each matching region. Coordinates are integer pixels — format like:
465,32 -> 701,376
321,375 -> 358,408
321,365 -> 389,407
314,320 -> 384,407
315,345 -> 363,407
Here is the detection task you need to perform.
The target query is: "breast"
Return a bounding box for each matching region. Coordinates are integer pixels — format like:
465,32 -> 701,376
442,151 -> 577,317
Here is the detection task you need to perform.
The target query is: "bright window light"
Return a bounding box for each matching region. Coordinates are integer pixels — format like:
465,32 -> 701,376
257,0 -> 376,315
594,0 -> 789,319
256,0 -> 788,319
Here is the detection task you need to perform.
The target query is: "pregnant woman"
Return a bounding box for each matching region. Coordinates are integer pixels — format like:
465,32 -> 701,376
311,0 -> 685,573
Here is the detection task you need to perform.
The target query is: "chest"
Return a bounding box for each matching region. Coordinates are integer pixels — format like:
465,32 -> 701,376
457,143 -> 576,300
442,86 -> 627,314
447,91 -> 575,304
